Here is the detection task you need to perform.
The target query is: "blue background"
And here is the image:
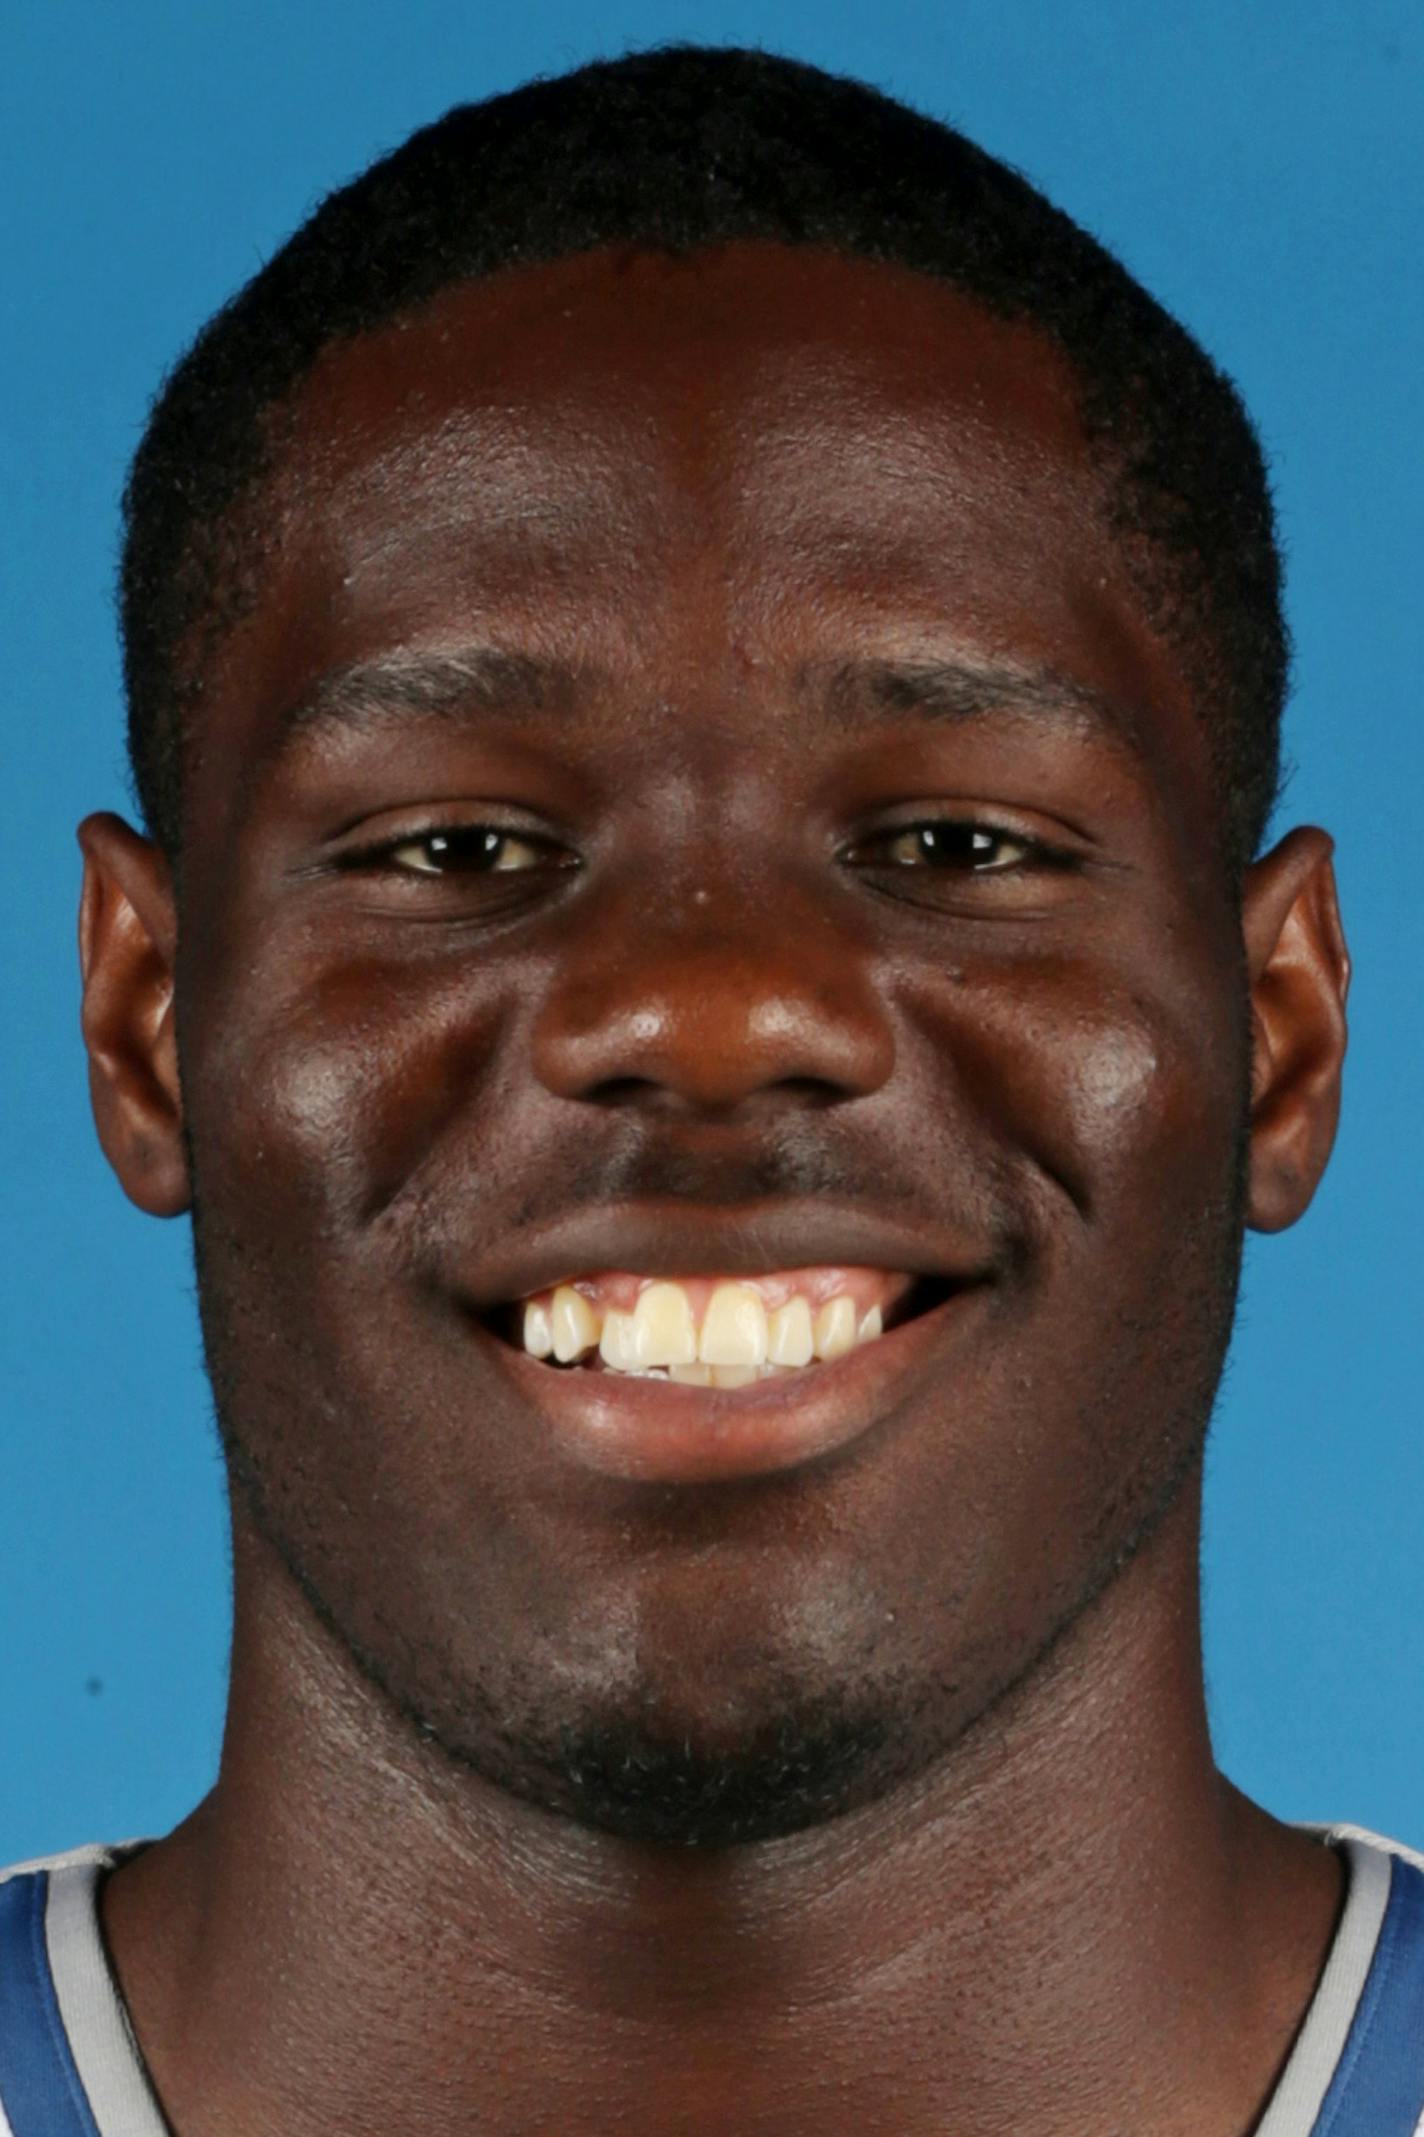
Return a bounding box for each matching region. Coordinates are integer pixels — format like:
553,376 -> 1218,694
2,0 -> 1419,1861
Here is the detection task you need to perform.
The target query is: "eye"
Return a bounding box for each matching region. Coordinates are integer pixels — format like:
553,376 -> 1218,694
340,825 -> 576,877
849,820 -> 1037,871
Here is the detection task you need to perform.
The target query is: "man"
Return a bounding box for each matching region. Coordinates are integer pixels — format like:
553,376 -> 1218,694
0,41 -> 1409,2135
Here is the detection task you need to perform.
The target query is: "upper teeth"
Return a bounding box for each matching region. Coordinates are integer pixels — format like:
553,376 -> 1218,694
521,1279 -> 890,1380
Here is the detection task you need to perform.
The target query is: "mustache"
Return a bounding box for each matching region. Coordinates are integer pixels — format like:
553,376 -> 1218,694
524,1132 -> 863,1213
383,1111 -> 1006,1261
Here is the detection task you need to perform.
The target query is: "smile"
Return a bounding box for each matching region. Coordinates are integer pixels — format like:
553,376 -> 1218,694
505,1266 -> 933,1380
475,1267 -> 977,1485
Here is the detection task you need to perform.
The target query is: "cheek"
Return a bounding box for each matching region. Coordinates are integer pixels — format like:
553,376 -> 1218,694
1043,1003 -> 1224,1202
903,946 -> 1247,1225
1063,1018 -> 1164,1123
183,950 -> 504,1233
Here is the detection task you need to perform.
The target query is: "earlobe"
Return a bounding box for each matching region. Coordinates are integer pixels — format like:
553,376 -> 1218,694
1242,826 -> 1350,1234
76,812 -> 191,1217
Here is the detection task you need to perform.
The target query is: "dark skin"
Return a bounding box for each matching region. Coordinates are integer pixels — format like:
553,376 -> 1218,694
78,243 -> 1351,2134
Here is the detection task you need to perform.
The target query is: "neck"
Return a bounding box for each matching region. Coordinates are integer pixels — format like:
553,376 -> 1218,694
102,1471 -> 1342,2137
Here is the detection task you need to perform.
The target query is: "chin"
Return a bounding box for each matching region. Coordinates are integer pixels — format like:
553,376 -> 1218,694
443,1692 -> 906,1850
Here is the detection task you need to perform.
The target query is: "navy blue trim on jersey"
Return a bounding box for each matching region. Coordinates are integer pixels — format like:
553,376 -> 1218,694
1314,1852 -> 1424,2135
0,1871 -> 103,2137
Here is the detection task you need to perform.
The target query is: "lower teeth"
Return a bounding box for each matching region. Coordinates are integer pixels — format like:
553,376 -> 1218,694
574,1361 -> 798,1382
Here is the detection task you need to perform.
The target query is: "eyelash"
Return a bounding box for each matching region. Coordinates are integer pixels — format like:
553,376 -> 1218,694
332,818 -> 1066,880
336,827 -> 568,878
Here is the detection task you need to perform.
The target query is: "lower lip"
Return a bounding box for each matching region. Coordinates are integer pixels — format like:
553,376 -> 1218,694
477,1287 -> 981,1484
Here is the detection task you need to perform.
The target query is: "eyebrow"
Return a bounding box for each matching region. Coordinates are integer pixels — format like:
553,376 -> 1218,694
806,654 -> 1142,751
277,645 -> 576,744
273,642 -> 1142,756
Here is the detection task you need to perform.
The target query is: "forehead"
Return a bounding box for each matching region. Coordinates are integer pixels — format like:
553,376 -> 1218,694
204,242 -> 1197,799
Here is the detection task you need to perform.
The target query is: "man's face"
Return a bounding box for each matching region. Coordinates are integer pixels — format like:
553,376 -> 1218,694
170,244 -> 1253,1845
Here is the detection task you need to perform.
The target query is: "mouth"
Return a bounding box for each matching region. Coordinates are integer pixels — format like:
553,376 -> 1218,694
470,1268 -> 979,1484
481,1267 -> 949,1369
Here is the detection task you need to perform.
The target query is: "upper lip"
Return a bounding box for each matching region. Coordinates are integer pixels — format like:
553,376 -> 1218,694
454,1203 -> 991,1309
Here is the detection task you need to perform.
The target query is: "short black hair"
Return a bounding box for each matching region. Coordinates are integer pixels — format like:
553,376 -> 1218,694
120,43 -> 1286,871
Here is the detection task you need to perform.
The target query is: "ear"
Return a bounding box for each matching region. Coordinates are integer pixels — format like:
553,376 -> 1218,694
1241,825 -> 1350,1233
76,812 -> 191,1217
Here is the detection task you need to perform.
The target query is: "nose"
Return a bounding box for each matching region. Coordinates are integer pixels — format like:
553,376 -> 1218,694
529,877 -> 895,1114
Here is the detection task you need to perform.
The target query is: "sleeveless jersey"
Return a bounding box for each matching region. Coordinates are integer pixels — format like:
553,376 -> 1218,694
2,1823 -> 1422,2133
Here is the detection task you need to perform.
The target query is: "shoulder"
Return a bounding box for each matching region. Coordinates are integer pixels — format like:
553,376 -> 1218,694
1273,1822 -> 1424,2137
0,1841 -> 163,2137
0,1843 -> 128,1889
1312,1821 -> 1424,1875
0,1841 -> 137,1982
0,1840 -> 132,2020
0,1842 -> 120,1977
